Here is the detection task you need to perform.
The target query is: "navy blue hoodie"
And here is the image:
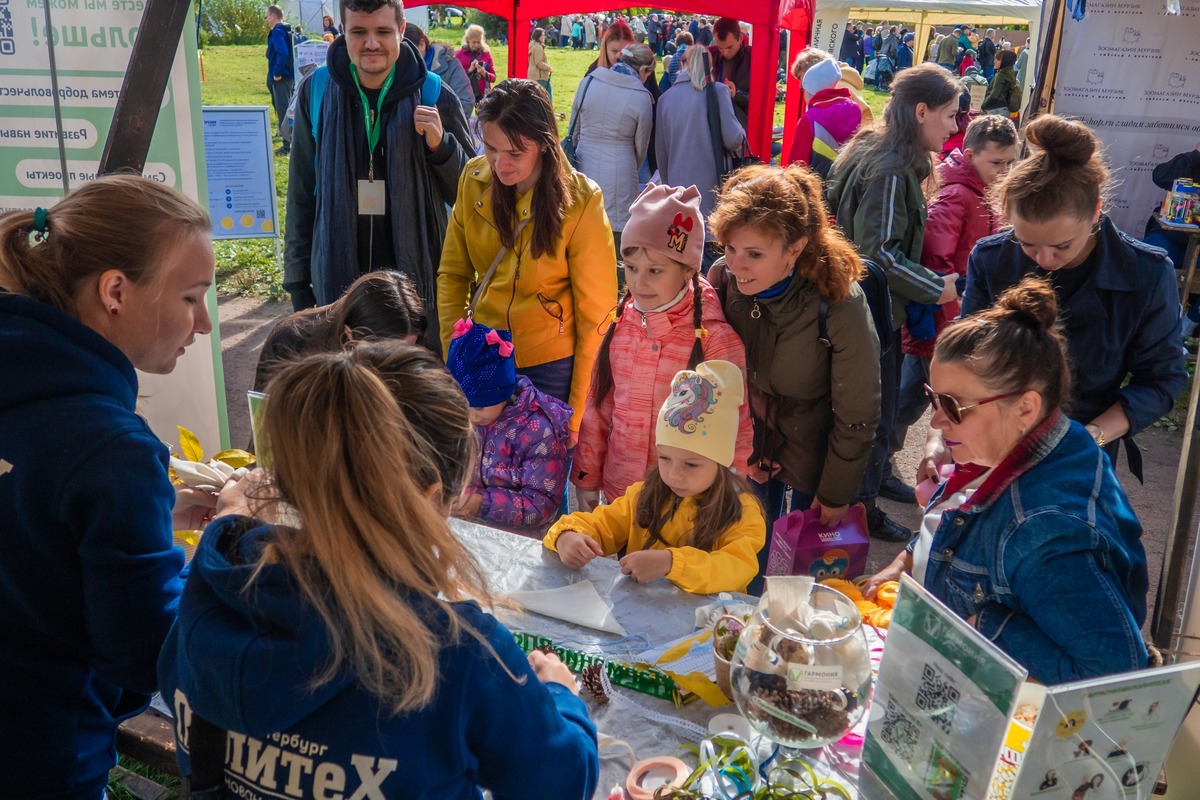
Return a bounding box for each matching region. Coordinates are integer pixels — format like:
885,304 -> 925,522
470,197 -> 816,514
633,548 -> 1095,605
158,517 -> 599,800
0,292 -> 185,799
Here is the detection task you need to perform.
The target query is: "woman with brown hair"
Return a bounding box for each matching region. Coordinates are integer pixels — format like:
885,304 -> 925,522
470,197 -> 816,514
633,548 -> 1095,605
437,79 -> 617,435
0,174 -> 217,798
159,343 -> 599,798
708,164 -> 881,581
826,62 -> 962,542
253,269 -> 426,393
951,114 -> 1186,484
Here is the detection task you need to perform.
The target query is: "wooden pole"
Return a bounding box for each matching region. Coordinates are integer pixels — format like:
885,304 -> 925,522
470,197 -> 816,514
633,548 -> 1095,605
98,0 -> 193,176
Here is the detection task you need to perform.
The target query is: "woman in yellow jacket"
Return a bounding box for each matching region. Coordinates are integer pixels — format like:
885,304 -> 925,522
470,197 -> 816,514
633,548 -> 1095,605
544,361 -> 766,594
438,79 -> 618,434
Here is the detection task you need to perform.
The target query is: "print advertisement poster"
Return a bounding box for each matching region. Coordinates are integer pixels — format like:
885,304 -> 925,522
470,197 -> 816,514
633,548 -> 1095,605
1049,0 -> 1200,237
0,0 -> 227,451
993,661 -> 1200,800
861,575 -> 1027,800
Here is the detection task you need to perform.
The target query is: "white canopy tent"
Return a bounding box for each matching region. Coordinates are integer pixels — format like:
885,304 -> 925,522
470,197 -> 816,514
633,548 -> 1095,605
807,0 -> 1041,110
283,1 -> 430,35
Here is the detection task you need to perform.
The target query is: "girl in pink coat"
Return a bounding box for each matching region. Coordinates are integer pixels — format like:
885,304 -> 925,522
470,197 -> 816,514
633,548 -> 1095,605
573,184 -> 753,509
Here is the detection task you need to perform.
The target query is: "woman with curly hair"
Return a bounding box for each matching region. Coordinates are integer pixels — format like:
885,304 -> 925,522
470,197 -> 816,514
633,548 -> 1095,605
708,165 -> 881,582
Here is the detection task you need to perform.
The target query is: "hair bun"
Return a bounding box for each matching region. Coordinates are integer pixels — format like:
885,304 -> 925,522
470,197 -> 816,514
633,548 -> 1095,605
995,275 -> 1059,331
1024,115 -> 1097,166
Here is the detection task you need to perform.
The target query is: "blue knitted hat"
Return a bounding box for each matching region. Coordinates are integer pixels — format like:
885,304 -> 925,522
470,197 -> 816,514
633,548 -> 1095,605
447,318 -> 517,407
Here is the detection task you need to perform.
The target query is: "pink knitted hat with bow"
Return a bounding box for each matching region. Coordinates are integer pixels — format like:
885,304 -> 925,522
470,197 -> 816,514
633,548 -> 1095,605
620,183 -> 706,273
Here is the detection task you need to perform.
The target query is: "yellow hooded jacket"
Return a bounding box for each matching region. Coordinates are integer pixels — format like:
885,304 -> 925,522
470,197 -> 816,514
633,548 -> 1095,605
543,480 -> 766,594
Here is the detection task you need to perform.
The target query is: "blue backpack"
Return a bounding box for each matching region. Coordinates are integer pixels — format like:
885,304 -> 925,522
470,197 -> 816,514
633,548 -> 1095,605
307,65 -> 442,141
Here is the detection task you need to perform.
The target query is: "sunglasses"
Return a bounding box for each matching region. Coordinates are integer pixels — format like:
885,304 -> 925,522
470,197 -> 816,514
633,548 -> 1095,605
923,384 -> 1023,425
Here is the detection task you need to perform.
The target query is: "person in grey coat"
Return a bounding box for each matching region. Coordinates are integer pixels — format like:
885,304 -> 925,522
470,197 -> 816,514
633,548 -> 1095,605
568,43 -> 654,250
655,44 -> 745,268
404,23 -> 475,122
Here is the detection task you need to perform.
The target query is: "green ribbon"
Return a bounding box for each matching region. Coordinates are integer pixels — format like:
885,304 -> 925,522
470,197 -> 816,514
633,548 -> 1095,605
349,63 -> 396,165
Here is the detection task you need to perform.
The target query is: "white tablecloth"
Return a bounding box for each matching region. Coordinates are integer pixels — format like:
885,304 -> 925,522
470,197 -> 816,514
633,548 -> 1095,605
451,519 -> 877,798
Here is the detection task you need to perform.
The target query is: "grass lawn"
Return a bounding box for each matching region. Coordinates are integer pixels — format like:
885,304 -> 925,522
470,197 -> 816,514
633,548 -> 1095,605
198,36 -> 889,299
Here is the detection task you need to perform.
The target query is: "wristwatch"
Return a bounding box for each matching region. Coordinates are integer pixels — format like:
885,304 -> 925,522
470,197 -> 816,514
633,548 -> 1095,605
1085,423 -> 1106,447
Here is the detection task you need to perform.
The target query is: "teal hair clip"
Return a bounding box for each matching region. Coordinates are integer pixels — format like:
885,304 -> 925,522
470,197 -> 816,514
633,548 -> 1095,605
32,207 -> 49,240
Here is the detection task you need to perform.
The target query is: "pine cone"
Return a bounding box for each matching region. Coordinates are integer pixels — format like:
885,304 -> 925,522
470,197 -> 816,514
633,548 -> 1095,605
581,663 -> 609,704
536,643 -> 557,656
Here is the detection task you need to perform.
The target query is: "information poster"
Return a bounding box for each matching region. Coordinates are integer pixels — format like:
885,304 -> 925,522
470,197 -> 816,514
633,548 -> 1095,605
295,39 -> 328,74
0,1 -> 227,450
1050,0 -> 1200,236
201,107 -> 278,241
862,576 -> 1027,800
996,661 -> 1200,799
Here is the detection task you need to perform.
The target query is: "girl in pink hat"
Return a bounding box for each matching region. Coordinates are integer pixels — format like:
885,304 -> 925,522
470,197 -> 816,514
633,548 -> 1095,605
572,184 -> 753,511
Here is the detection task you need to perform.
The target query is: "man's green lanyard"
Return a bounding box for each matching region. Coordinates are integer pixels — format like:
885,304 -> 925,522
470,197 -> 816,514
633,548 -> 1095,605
350,64 -> 395,180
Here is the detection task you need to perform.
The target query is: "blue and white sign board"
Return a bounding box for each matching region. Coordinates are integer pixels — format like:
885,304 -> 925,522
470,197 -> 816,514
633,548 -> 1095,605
201,107 -> 279,241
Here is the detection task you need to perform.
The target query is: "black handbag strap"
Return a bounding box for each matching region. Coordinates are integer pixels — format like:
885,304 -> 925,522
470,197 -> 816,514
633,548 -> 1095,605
702,52 -> 725,180
469,218 -> 530,315
566,75 -> 594,149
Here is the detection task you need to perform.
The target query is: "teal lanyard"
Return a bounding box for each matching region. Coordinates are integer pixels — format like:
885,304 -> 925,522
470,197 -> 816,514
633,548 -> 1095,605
350,64 -> 395,178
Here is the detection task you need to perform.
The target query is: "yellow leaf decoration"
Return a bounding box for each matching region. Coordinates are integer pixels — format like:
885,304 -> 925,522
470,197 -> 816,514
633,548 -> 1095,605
213,449 -> 255,469
177,426 -> 204,463
174,530 -> 201,546
665,670 -> 731,707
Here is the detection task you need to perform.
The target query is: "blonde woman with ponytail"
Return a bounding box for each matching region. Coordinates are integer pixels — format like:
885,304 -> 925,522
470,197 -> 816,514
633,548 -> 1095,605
0,174 -> 216,799
158,342 -> 598,800
708,164 -> 881,587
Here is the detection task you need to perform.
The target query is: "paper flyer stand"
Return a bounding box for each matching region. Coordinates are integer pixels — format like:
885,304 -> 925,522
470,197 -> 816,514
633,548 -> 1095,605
862,575 -> 1026,800
861,575 -> 1200,800
989,663 -> 1200,800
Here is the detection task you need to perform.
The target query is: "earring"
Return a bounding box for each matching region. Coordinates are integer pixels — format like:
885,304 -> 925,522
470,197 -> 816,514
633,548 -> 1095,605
109,306 -> 119,316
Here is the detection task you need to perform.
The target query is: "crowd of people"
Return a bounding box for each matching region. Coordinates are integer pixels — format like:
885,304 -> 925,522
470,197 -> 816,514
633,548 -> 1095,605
0,0 -> 1193,797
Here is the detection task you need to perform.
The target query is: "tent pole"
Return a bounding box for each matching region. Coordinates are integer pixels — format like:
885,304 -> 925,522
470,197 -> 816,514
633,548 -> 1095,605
1030,0 -> 1064,120
98,0 -> 192,175
1153,340 -> 1200,651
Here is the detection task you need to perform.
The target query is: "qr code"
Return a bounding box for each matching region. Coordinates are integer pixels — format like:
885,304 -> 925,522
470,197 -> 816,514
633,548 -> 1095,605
0,5 -> 14,57
915,662 -> 960,734
256,209 -> 266,219
882,697 -> 921,762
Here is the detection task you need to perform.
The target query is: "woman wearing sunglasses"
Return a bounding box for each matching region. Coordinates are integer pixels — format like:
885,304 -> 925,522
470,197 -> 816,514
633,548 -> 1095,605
953,114 -> 1186,484
866,277 -> 1148,684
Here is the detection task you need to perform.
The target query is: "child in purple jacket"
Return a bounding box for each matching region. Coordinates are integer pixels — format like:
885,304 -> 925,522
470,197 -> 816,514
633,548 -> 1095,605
448,318 -> 573,534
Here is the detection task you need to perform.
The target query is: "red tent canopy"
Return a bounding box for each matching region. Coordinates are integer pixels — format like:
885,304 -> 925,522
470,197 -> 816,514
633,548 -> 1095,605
409,1 -> 815,160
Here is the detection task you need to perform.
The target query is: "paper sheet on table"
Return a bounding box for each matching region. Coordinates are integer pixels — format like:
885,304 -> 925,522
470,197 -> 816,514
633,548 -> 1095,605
507,581 -> 627,636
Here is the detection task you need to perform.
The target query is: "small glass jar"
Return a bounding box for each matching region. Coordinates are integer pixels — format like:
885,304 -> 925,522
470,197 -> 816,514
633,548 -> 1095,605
728,584 -> 872,748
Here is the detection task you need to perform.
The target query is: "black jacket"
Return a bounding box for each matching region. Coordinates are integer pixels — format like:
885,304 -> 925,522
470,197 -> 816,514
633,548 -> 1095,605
284,38 -> 471,319
964,216 -> 1187,477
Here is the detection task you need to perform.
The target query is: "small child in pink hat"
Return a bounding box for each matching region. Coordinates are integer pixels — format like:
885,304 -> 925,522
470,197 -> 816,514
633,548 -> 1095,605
572,183 -> 753,511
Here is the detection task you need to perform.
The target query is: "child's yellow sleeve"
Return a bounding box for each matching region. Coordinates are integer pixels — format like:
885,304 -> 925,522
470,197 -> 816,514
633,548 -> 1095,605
665,493 -> 767,594
543,483 -> 640,556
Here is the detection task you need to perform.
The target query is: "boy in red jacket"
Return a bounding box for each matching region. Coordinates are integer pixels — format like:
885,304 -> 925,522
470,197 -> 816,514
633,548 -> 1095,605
888,114 -> 1020,481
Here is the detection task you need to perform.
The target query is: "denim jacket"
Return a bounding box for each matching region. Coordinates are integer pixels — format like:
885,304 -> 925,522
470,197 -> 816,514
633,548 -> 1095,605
923,411 -> 1149,685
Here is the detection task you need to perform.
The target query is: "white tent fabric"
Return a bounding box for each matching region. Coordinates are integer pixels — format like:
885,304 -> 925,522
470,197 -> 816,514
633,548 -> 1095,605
809,0 -> 1040,113
285,0 -> 336,35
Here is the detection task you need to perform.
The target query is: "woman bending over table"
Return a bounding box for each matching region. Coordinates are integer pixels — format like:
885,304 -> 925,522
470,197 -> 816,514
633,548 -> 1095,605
867,277 -> 1149,684
0,175 -> 217,799
159,342 -> 598,799
950,114 -> 1186,484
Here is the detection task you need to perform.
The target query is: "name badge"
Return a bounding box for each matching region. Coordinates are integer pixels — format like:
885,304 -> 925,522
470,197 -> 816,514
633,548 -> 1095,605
357,180 -> 386,216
